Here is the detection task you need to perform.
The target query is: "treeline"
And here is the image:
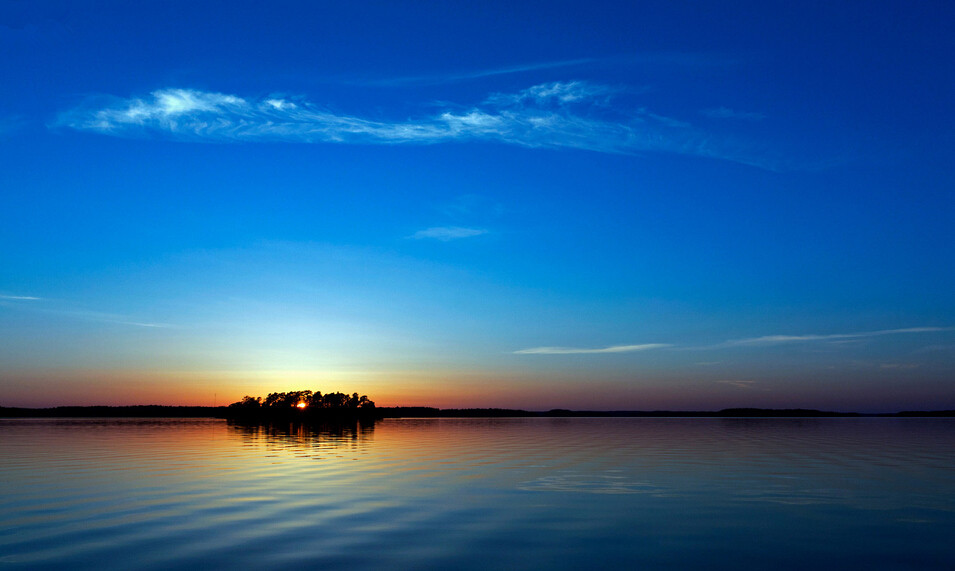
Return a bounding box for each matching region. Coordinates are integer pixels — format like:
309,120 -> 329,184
373,408 -> 955,418
0,406 -> 221,418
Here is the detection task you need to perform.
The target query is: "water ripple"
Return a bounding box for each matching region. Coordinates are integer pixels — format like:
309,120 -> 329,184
2,417 -> 954,569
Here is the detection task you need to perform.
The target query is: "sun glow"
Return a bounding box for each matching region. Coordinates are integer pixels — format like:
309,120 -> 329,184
296,402 -> 307,409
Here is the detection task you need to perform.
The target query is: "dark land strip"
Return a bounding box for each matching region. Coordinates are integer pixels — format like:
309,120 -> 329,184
2,406 -> 953,418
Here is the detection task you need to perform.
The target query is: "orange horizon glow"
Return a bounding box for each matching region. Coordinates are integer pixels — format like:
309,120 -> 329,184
1,367 -> 952,413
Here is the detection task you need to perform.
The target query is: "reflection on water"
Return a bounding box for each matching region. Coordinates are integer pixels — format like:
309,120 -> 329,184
1,417 -> 954,570
228,418 -> 376,456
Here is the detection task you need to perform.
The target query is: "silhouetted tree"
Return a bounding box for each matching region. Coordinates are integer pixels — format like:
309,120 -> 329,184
229,396 -> 262,410
228,389 -> 374,415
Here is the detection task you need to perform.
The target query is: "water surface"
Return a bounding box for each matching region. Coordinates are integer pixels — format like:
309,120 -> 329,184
1,417 -> 953,569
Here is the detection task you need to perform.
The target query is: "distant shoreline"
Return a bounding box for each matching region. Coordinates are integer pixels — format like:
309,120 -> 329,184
1,405 -> 953,418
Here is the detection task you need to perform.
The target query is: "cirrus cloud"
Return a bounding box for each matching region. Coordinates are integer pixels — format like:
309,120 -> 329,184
513,343 -> 672,355
516,326 -> 952,356
57,82 -> 783,169
0,294 -> 41,300
411,227 -> 488,241
718,327 -> 953,348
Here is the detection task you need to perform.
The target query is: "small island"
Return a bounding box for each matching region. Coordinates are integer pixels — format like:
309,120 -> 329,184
225,390 -> 379,422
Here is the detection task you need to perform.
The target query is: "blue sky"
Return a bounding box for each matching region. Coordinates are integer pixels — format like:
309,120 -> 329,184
1,0 -> 954,410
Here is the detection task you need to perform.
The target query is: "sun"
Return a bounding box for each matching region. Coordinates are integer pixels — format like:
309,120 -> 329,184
296,402 -> 307,409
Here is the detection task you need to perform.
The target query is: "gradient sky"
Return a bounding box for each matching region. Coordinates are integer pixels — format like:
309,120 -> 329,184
2,0 -> 954,411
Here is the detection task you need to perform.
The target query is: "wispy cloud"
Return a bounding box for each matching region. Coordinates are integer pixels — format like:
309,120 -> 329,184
358,58 -> 596,86
513,343 -> 671,355
52,309 -> 173,328
0,294 -> 41,300
58,83 -> 781,169
350,52 -> 735,87
718,327 -> 952,348
516,327 -> 950,356
716,380 -> 757,389
1,296 -> 171,328
484,81 -> 616,107
702,107 -> 765,121
411,227 -> 488,241
110,320 -> 171,328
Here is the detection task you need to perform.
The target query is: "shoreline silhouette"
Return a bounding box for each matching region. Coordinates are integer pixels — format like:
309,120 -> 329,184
2,405 -> 953,418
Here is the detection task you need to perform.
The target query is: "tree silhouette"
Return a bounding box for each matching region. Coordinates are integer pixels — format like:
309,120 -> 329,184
227,389 -> 375,420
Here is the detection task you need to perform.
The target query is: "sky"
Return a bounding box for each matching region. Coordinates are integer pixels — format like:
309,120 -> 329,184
1,0 -> 954,411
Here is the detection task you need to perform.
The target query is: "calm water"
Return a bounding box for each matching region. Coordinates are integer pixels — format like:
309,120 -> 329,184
1,417 -> 953,570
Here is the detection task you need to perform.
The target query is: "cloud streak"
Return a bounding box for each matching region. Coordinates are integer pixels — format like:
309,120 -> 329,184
52,309 -> 172,328
0,294 -> 41,300
58,83 -> 781,169
513,343 -> 671,355
1,296 -> 170,328
358,58 -> 596,86
716,380 -> 757,389
411,227 -> 487,241
515,327 -> 951,356
355,52 -> 734,87
718,327 -> 952,348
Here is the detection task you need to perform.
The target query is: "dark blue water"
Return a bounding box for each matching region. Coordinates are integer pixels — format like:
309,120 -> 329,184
1,417 -> 953,569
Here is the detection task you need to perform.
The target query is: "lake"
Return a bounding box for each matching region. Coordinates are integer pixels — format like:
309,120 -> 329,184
1,417 -> 953,569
